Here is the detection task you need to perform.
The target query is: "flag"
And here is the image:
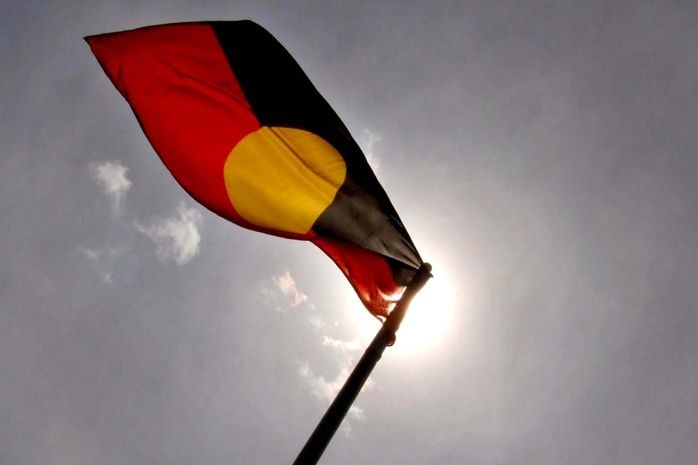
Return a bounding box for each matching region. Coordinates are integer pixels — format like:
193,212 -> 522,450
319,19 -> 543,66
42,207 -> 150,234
86,20 -> 422,317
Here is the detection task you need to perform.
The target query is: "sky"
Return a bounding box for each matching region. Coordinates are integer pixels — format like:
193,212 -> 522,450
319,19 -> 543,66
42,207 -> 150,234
2,1 -> 697,464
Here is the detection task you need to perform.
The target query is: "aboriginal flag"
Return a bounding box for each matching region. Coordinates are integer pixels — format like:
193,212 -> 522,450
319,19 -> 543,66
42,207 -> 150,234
86,21 -> 423,317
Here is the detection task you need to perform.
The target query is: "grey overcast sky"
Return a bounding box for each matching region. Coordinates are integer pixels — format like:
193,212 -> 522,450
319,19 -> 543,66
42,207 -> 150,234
2,1 -> 697,464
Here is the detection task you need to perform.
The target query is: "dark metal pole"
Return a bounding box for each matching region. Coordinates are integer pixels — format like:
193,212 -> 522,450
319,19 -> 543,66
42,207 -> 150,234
292,263 -> 432,465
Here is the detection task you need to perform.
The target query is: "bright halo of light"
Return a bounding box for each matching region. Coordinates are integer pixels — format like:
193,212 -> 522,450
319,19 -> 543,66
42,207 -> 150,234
391,268 -> 455,356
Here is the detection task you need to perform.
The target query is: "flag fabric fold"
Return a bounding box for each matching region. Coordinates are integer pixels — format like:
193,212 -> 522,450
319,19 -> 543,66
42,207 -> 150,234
86,20 -> 422,317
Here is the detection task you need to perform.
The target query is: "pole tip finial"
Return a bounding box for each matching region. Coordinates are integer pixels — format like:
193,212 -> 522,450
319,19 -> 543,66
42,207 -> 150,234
384,262 -> 433,345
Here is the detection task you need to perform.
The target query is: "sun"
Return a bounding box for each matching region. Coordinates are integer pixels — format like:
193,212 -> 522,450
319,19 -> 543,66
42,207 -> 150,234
390,267 -> 455,356
341,259 -> 460,358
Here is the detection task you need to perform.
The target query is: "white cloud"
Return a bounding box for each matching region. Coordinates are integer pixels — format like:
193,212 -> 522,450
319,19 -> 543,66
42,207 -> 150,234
78,245 -> 123,284
347,405 -> 367,423
308,315 -> 327,331
135,204 -> 202,265
321,336 -> 361,352
298,356 -> 373,436
299,360 -> 347,403
260,271 -> 369,434
260,271 -> 309,312
90,160 -> 132,212
362,129 -> 382,176
274,271 -> 308,306
79,247 -> 101,262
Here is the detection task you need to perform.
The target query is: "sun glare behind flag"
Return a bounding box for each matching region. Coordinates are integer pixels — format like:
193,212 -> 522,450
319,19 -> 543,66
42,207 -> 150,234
85,20 -> 423,317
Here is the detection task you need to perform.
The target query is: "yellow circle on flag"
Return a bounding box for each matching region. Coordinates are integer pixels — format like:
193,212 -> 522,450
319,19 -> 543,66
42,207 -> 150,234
224,126 -> 347,234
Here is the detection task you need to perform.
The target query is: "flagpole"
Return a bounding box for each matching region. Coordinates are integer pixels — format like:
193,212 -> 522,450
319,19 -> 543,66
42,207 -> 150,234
291,262 -> 432,465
